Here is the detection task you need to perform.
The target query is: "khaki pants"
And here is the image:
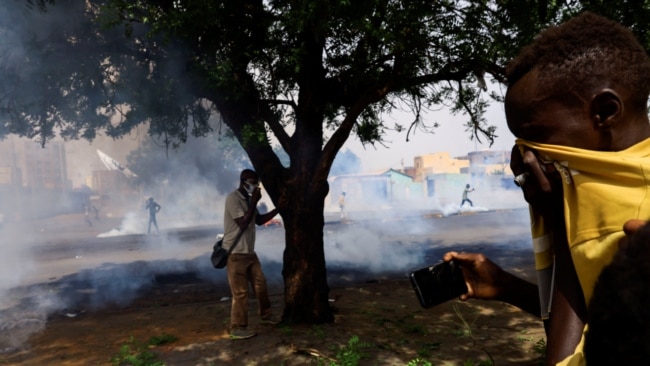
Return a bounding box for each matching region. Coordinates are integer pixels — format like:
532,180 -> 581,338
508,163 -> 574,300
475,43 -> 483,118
226,253 -> 272,329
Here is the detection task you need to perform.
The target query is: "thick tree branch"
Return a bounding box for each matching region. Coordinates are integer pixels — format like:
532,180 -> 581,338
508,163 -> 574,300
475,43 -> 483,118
319,83 -> 391,181
261,98 -> 294,154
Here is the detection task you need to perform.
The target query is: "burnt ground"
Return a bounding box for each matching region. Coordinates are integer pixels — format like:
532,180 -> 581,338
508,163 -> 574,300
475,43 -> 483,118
0,209 -> 546,365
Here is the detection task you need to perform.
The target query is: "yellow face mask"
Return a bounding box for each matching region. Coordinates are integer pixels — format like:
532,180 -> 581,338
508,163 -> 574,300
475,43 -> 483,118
516,137 -> 650,308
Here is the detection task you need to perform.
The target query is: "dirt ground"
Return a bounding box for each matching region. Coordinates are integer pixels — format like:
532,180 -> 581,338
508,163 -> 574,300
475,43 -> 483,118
1,276 -> 545,366
0,208 -> 546,366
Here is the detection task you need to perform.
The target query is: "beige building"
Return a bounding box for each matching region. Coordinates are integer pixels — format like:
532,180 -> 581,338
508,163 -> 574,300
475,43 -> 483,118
467,150 -> 513,177
0,134 -> 142,219
23,140 -> 69,190
0,137 -> 70,190
412,152 -> 469,182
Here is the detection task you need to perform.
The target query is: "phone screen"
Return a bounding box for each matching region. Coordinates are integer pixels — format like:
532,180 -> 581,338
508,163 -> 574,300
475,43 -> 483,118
409,261 -> 468,308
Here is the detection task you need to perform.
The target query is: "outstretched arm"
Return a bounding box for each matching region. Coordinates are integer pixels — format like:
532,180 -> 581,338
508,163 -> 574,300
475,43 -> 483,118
256,208 -> 279,225
443,251 -> 540,317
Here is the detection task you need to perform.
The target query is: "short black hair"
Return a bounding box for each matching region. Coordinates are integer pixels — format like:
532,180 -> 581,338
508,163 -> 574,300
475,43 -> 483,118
584,222 -> 650,364
506,12 -> 650,113
240,169 -> 258,180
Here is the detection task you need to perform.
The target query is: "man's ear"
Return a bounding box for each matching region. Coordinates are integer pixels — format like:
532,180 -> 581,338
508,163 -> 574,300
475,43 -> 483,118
590,89 -> 623,129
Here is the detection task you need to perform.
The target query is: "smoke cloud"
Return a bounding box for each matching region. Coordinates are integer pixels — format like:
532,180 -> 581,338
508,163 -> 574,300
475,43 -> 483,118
0,0 -> 532,356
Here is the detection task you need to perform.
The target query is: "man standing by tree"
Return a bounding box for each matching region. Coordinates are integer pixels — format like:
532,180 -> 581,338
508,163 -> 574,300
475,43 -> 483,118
224,169 -> 281,339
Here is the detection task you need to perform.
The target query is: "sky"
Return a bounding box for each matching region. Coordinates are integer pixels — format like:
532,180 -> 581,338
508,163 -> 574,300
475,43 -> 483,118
62,90 -> 517,186
344,95 -> 515,172
63,92 -> 516,187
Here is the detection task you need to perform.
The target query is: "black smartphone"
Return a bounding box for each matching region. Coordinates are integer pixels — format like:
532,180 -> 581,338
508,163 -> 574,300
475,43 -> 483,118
409,261 -> 468,309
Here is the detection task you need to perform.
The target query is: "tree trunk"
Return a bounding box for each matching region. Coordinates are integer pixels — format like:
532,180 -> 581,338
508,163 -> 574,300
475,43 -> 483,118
281,197 -> 334,323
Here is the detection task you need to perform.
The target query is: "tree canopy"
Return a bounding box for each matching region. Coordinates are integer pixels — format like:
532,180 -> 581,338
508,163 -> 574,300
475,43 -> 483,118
126,122 -> 249,194
3,0 -> 650,323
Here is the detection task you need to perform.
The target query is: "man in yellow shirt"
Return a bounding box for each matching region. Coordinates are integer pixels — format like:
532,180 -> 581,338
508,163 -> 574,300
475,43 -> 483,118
444,12 -> 650,365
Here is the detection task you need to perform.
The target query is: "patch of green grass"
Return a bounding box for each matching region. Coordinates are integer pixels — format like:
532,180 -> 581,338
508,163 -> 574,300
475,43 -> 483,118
360,308 -> 395,328
110,335 -> 166,366
279,324 -> 293,336
309,325 -> 326,340
147,333 -> 178,346
422,341 -> 441,351
516,329 -> 533,342
406,358 -> 433,366
450,305 -> 495,366
395,337 -> 410,346
372,317 -> 392,327
462,359 -> 494,366
378,306 -> 397,314
451,305 -> 478,339
322,335 -> 373,366
359,308 -> 379,317
416,341 -> 441,359
417,349 -> 430,358
533,338 -> 546,365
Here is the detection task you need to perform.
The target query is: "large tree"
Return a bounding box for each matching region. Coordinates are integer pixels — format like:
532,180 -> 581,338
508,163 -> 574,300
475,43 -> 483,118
95,0 -> 531,324
3,0 -> 650,323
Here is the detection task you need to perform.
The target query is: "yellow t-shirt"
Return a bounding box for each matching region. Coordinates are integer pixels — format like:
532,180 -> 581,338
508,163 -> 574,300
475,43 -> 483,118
517,137 -> 650,365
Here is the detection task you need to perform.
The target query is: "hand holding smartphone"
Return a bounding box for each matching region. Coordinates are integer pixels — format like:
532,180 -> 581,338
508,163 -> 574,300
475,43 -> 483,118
409,261 -> 468,308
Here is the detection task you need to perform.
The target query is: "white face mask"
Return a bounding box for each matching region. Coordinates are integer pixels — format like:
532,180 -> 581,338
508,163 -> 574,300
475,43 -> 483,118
244,180 -> 259,195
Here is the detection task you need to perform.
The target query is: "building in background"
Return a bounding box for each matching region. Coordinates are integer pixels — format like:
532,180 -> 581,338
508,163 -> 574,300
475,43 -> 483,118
328,168 -> 424,211
0,135 -> 142,219
0,138 -> 74,219
328,149 -> 517,211
412,152 -> 469,182
423,150 -> 517,204
0,136 -> 23,221
23,140 -> 70,191
467,150 -> 512,177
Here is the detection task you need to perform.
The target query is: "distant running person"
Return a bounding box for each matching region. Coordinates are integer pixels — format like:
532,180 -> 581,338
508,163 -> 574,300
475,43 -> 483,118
338,192 -> 347,219
83,203 -> 93,227
460,184 -> 474,207
145,197 -> 161,235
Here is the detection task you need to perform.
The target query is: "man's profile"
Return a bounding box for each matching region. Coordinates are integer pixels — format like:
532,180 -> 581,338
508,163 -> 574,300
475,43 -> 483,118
444,12 -> 650,365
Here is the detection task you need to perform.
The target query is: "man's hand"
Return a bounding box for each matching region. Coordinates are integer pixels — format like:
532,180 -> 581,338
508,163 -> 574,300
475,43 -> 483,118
442,251 -> 508,301
251,187 -> 262,204
619,219 -> 648,250
443,251 -> 541,316
510,145 -> 562,212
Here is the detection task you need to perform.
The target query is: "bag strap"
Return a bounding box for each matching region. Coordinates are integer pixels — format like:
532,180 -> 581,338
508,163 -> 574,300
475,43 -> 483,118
225,198 -> 251,255
225,227 -> 245,255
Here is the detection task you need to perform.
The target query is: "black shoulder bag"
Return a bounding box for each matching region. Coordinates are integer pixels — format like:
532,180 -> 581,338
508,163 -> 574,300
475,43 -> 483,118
211,228 -> 245,269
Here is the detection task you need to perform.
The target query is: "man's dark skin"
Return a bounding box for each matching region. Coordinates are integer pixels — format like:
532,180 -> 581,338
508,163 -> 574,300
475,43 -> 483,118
445,66 -> 650,364
234,171 -> 280,229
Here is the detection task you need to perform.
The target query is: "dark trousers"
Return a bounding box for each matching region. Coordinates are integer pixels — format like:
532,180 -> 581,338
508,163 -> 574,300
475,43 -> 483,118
148,215 -> 158,234
461,199 -> 473,207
